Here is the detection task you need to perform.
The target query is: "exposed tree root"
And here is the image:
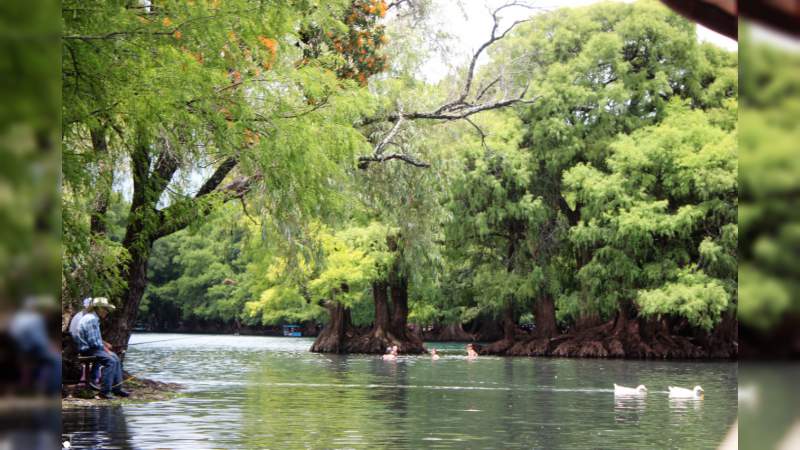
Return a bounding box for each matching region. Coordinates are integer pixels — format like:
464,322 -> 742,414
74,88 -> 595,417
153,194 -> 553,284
483,318 -> 736,359
423,323 -> 475,342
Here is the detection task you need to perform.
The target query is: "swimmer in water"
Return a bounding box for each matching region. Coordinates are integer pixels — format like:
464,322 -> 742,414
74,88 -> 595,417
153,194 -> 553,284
466,343 -> 478,359
430,348 -> 440,360
382,345 -> 398,360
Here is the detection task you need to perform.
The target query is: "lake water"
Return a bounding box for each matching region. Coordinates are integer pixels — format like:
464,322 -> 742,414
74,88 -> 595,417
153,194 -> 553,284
62,333 -> 737,449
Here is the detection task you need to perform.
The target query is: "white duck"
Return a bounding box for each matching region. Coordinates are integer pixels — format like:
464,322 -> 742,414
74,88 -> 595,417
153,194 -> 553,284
668,385 -> 704,398
614,384 -> 648,396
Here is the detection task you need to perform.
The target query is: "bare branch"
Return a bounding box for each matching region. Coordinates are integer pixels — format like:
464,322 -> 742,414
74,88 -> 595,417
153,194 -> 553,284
374,111 -> 404,155
154,163 -> 262,240
475,76 -> 502,103
394,93 -> 538,122
357,2 -> 537,170
437,1 -> 535,113
464,117 -> 489,151
195,156 -> 238,198
386,0 -> 410,11
358,153 -> 430,170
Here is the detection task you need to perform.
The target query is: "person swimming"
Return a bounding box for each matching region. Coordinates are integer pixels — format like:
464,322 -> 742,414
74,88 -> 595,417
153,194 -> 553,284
382,345 -> 398,360
430,348 -> 440,360
466,343 -> 478,359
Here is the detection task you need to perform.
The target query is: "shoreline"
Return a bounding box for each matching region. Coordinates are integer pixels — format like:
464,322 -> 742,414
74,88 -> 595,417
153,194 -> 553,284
129,332 -> 736,361
62,376 -> 183,408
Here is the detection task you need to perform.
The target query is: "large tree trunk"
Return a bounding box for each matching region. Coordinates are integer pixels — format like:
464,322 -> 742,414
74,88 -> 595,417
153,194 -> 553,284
501,302 -> 517,341
612,299 -> 634,335
373,281 -> 391,335
340,278 -> 426,355
104,242 -> 152,353
63,131 -> 246,385
390,274 -> 408,335
98,139 -> 241,356
534,293 -> 558,338
388,271 -> 425,353
310,302 -> 353,353
483,301 -> 518,354
323,234 -> 424,355
348,281 -> 407,354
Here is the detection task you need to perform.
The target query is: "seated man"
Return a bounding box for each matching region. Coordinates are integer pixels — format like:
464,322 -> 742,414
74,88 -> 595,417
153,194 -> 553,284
68,298 -> 91,342
70,297 -> 102,385
76,297 -> 129,399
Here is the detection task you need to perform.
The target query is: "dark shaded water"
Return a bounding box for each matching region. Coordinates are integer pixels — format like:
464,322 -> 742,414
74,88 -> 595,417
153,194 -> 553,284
62,334 -> 737,449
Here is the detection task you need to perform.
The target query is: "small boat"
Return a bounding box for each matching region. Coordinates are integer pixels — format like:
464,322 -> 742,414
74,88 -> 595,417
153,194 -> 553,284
282,324 -> 302,337
614,384 -> 648,396
668,385 -> 704,398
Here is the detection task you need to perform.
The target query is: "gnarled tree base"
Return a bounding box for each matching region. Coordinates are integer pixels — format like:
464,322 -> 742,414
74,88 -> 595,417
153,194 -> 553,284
482,318 -> 737,359
423,323 -> 475,342
348,328 -> 427,354
311,326 -> 427,355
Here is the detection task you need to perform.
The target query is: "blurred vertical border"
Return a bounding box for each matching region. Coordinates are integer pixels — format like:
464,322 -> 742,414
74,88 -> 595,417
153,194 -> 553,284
0,0 -> 61,448
738,17 -> 800,450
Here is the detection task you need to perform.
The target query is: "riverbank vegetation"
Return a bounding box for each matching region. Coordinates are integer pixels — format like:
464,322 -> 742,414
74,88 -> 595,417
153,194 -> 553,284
62,0 -> 737,363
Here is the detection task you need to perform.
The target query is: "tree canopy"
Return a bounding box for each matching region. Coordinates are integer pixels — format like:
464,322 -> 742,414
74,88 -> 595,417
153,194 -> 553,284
62,0 -> 738,358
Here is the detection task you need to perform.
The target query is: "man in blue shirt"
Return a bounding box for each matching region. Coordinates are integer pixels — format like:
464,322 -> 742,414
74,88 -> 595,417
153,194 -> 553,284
69,297 -> 103,384
68,297 -> 91,342
77,297 -> 129,399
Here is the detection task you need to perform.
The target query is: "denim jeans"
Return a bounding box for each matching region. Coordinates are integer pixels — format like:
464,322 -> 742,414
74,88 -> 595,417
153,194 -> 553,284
84,348 -> 123,394
29,346 -> 61,395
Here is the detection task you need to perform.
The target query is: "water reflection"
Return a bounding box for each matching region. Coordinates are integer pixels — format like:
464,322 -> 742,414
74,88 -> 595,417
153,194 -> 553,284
668,397 -> 704,413
613,396 -> 647,424
1,405 -> 60,450
62,407 -> 131,450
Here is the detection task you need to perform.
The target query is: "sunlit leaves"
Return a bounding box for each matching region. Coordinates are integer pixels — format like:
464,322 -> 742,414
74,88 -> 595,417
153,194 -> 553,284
637,268 -> 729,330
564,101 -> 737,327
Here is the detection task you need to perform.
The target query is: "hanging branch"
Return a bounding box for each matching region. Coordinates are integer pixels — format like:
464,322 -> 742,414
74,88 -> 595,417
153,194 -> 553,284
358,152 -> 430,169
374,106 -> 404,156
464,117 -> 489,151
358,1 -> 538,170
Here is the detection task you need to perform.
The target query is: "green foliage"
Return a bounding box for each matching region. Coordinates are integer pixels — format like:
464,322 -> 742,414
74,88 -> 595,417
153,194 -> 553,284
70,0 -> 738,339
61,0 -> 381,309
443,111 -> 549,319
738,29 -> 800,330
564,101 -> 736,328
443,1 -> 737,330
637,268 -> 729,331
142,206 -> 248,325
242,221 -> 395,325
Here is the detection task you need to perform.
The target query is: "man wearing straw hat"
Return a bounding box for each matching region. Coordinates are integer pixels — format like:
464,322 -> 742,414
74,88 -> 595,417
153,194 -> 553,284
76,297 -> 130,399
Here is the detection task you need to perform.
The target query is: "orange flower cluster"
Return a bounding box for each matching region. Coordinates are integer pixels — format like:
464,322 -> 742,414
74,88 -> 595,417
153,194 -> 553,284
257,36 -> 279,70
323,0 -> 390,85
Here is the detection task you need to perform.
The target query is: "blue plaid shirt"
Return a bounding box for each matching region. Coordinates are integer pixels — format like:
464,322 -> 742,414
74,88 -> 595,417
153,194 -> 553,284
77,312 -> 104,353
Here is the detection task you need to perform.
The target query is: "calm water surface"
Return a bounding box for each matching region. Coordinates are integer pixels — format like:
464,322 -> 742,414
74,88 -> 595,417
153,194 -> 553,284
62,333 -> 737,449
